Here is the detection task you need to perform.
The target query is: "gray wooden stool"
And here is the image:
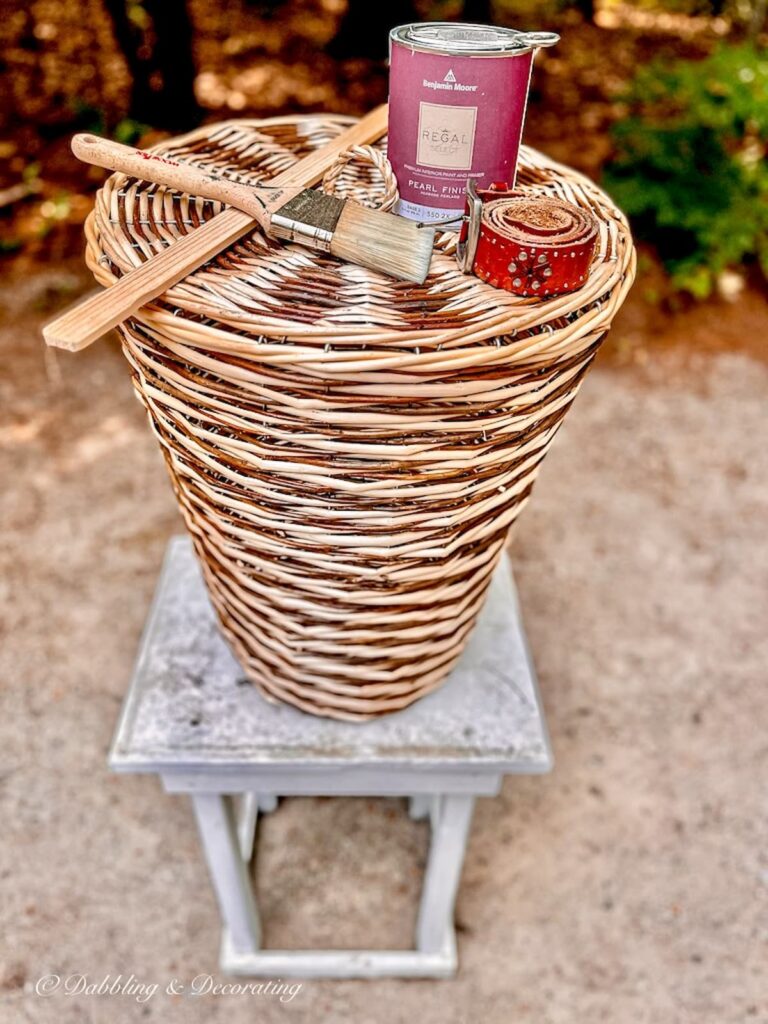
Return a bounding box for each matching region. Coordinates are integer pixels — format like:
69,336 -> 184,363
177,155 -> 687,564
110,537 -> 551,978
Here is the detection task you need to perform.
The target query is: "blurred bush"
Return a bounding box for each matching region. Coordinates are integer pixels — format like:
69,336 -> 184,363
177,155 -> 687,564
603,42 -> 768,297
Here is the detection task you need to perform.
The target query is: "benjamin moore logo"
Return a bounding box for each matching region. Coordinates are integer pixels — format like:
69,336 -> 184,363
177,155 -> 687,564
422,70 -> 478,93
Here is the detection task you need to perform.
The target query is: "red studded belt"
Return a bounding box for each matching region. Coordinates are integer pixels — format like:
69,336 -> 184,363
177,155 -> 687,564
457,181 -> 599,297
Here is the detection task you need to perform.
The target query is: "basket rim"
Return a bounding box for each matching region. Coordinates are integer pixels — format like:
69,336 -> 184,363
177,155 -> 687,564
83,113 -> 635,359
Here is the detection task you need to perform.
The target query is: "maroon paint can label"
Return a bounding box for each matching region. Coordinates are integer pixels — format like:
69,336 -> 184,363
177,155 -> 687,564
388,23 -> 558,222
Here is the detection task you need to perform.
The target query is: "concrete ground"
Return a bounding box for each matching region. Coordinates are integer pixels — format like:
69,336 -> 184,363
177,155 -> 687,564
1,268 -> 766,1024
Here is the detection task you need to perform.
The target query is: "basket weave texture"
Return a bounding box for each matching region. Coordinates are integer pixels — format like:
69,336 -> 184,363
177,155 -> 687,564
84,115 -> 635,721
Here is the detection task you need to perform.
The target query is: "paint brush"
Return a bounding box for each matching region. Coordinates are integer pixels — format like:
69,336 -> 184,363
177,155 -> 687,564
44,106 -> 394,351
70,134 -> 435,285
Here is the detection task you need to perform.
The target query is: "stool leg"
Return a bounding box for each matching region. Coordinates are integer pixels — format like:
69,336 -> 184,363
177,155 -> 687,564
408,795 -> 433,821
416,795 -> 475,955
236,793 -> 259,860
236,794 -> 279,862
192,793 -> 261,955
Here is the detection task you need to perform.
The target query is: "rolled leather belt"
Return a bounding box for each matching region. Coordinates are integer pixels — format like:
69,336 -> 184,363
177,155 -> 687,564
457,180 -> 599,297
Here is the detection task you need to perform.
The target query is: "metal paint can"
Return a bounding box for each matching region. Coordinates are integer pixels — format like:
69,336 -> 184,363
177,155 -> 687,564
388,23 -> 559,223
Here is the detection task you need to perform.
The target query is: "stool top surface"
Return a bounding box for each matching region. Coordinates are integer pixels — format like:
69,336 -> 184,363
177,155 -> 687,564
110,537 -> 551,775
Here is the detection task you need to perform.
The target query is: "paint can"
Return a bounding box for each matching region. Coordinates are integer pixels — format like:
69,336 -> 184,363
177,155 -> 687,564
388,23 -> 559,223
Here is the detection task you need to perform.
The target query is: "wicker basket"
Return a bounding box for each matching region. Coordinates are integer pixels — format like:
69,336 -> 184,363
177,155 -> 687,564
84,114 -> 635,721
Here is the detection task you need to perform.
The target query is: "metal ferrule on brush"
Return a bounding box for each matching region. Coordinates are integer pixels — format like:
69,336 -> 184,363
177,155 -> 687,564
268,190 -> 345,253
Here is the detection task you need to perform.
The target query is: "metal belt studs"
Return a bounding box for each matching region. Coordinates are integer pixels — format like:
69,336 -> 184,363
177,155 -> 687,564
457,179 -> 599,297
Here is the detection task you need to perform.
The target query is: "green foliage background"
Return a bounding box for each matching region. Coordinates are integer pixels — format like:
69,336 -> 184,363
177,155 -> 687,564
603,43 -> 768,297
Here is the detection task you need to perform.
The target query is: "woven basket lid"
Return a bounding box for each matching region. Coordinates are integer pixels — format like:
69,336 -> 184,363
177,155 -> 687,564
83,115 -> 635,371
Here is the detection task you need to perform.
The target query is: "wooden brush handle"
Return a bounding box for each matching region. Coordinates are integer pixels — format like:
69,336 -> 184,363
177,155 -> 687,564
70,134 -> 292,224
44,105 -> 388,351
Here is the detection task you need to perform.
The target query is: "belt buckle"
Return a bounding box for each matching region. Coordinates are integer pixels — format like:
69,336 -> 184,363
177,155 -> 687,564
456,179 -> 483,274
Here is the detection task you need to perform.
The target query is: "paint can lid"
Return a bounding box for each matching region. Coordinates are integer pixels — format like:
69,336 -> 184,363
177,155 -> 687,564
390,22 -> 559,57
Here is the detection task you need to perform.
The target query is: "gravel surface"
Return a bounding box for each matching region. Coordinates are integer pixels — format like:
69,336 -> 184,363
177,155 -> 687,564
1,271 -> 766,1023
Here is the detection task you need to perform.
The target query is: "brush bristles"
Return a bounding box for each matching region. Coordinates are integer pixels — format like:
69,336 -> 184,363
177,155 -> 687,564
330,204 -> 435,284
